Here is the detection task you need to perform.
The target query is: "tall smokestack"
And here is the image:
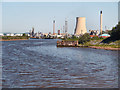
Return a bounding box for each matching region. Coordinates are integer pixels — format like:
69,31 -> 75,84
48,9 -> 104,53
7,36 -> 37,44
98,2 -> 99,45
32,27 -> 34,37
100,11 -> 103,35
74,17 -> 87,35
63,25 -> 65,33
65,20 -> 68,34
53,20 -> 55,35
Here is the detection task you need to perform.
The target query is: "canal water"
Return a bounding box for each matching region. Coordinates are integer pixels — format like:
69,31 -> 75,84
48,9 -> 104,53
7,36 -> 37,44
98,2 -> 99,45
2,39 -> 118,88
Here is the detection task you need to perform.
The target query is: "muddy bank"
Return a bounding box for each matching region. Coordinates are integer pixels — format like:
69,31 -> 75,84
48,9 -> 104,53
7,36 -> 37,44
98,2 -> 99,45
58,45 -> 120,50
88,46 -> 120,50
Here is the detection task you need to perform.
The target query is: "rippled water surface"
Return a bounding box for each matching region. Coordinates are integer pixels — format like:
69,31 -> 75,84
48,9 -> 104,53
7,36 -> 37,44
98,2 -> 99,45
2,39 -> 118,88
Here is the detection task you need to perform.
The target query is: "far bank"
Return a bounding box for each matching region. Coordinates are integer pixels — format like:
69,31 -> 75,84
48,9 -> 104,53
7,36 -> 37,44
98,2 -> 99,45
57,39 -> 120,51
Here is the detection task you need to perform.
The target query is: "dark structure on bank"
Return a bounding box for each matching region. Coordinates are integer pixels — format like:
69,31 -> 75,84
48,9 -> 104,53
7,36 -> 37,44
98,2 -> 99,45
57,40 -> 78,47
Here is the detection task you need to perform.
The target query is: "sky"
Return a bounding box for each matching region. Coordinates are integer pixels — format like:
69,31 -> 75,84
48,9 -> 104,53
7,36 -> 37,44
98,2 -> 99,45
2,2 -> 118,34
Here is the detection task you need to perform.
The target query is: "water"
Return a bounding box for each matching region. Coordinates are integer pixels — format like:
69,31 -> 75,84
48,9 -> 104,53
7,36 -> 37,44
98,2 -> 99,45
2,39 -> 118,88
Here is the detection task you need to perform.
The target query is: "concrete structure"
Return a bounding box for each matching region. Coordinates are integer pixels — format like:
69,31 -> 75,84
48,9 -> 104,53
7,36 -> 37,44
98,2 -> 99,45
57,40 -> 78,47
57,35 -> 62,38
53,20 -> 55,35
0,33 -> 4,36
29,27 -> 35,37
63,26 -> 65,33
89,30 -> 99,35
65,20 -> 68,34
100,11 -> 103,35
58,30 -> 60,35
4,33 -> 23,36
10,33 -> 14,36
32,27 -> 34,37
74,17 -> 87,35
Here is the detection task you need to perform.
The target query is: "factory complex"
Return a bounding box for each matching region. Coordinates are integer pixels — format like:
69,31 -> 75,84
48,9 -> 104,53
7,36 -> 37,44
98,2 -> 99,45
1,11 -> 111,39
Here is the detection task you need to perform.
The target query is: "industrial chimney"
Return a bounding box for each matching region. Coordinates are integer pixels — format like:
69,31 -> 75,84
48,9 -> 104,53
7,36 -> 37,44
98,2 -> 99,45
100,11 -> 103,35
74,17 -> 87,35
53,20 -> 55,35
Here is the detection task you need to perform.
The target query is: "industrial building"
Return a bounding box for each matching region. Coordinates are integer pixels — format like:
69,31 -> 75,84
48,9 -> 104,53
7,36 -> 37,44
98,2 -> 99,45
74,17 -> 87,35
89,30 -> 99,35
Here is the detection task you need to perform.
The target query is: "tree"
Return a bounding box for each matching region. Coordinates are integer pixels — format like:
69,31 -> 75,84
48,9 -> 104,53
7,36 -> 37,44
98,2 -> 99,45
22,33 -> 26,36
102,31 -> 106,34
78,33 -> 91,44
108,30 -> 112,35
110,21 -> 120,40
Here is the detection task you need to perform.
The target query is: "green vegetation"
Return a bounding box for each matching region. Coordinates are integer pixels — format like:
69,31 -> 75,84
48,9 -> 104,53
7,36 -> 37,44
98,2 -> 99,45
102,31 -> 106,34
22,33 -> 27,36
64,33 -> 103,44
110,22 -> 120,40
91,36 -> 104,40
82,40 -> 120,48
101,22 -> 120,44
78,33 -> 91,44
2,36 -> 29,40
82,22 -> 120,48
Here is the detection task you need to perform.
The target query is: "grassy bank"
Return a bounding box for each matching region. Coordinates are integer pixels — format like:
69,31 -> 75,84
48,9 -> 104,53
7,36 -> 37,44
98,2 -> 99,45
61,37 -> 120,50
82,40 -> 120,48
1,36 -> 29,41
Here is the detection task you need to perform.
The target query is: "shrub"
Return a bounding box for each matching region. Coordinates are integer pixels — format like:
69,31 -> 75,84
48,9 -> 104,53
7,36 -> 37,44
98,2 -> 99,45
110,22 -> 120,40
78,33 -> 91,44
72,35 -> 77,39
91,36 -> 100,40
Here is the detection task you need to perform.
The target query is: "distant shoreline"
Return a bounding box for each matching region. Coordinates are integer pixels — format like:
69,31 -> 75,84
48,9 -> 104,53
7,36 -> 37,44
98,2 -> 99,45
0,39 -> 28,41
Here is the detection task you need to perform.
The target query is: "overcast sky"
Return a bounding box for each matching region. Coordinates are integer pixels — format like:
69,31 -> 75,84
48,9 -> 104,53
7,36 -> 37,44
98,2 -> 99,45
2,2 -> 118,34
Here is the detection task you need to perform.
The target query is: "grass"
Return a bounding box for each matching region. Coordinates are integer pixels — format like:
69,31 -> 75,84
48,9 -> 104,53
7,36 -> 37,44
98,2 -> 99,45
82,40 -> 120,48
62,37 -> 120,48
1,36 -> 29,40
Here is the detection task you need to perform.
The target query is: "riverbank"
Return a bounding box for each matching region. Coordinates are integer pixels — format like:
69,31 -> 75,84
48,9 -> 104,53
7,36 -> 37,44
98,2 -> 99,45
88,46 -> 120,50
1,36 -> 29,41
58,44 -> 120,50
0,39 -> 28,41
57,40 -> 120,50
83,40 -> 120,50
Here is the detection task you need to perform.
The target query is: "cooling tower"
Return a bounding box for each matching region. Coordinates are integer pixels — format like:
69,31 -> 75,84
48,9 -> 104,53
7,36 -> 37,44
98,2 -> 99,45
74,17 -> 87,35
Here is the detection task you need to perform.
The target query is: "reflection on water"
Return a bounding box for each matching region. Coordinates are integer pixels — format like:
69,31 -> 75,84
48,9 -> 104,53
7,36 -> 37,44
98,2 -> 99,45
2,39 -> 118,88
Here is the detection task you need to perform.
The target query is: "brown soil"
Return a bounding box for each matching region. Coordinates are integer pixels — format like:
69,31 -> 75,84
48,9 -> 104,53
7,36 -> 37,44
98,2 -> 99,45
89,46 -> 120,50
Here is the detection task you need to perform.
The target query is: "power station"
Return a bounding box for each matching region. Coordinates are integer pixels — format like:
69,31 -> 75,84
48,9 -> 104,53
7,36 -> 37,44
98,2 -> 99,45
74,17 -> 87,35
51,11 -> 102,36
